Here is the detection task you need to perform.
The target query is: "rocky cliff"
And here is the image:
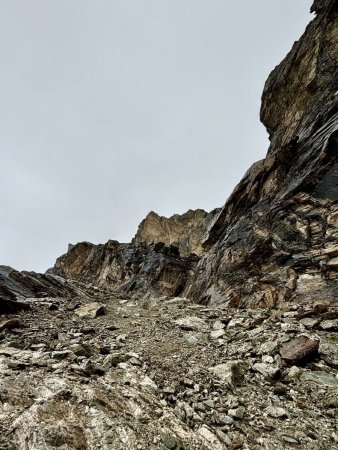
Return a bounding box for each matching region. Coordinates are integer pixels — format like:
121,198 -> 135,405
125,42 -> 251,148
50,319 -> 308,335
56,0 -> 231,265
187,0 -> 338,308
0,3 -> 338,449
133,209 -> 220,257
47,208 -> 218,301
50,240 -> 199,300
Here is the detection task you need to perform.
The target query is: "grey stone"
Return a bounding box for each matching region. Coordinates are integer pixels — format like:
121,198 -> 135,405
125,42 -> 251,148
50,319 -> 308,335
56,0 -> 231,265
302,371 -> 338,387
320,319 -> 338,331
299,318 -> 319,329
75,302 -> 107,319
319,339 -> 338,368
253,363 -> 280,380
209,361 -> 246,387
174,316 -> 207,331
265,406 -> 288,418
228,406 -> 245,420
210,329 -> 225,339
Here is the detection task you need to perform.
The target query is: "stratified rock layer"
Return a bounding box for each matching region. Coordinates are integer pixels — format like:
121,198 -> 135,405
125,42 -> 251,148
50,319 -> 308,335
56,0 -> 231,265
187,0 -> 338,307
134,209 -> 220,256
0,266 -> 90,314
51,240 -> 199,300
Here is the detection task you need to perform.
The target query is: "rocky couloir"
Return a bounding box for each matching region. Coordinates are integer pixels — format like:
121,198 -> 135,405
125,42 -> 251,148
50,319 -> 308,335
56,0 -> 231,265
0,1 -> 338,449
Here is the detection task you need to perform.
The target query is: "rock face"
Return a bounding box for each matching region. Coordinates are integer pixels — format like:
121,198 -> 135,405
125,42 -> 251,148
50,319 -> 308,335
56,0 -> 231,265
134,209 -> 220,257
187,0 -> 338,307
50,240 -> 199,300
0,266 -> 90,315
1,3 -> 338,448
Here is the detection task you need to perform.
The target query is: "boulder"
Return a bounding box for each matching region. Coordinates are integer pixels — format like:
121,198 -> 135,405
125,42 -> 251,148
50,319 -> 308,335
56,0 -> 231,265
209,361 -> 246,387
280,336 -> 319,365
75,302 -> 107,319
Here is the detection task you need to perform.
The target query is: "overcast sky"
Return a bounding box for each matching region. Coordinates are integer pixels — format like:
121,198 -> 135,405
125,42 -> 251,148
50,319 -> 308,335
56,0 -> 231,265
1,0 -> 313,272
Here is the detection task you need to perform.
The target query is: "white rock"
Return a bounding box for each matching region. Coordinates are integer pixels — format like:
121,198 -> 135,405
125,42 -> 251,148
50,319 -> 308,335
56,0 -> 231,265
209,361 -> 246,387
265,406 -> 288,418
174,316 -> 208,331
75,302 -> 107,319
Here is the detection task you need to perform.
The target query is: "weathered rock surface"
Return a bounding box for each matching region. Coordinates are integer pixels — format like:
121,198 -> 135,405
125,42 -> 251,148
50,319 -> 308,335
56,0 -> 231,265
280,336 -> 319,366
134,209 -> 220,257
50,241 -> 199,300
0,265 -> 89,315
187,0 -> 338,307
1,2 -> 338,449
0,295 -> 337,449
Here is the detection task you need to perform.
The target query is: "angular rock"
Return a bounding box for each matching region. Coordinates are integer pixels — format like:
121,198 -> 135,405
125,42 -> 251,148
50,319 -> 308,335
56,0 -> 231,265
319,339 -> 338,368
0,318 -> 22,332
174,316 -> 207,331
253,363 -> 281,380
209,361 -> 246,387
75,302 -> 107,319
265,406 -> 288,419
319,319 -> 338,331
280,336 -> 319,365
302,371 -> 338,388
210,329 -> 225,339
299,317 -> 319,329
228,406 -> 245,420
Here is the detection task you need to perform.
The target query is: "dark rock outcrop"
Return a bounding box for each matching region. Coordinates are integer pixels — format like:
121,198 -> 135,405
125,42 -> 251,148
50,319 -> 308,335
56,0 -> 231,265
133,208 -> 220,256
0,265 -> 89,312
50,240 -> 199,300
186,1 -> 338,307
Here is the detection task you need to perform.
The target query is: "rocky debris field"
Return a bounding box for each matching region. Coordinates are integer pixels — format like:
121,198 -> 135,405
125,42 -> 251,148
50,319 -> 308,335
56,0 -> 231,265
0,291 -> 337,449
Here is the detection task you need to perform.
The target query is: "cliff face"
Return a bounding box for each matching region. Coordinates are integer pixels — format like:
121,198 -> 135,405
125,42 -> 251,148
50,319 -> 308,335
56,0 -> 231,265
51,240 -> 199,300
133,209 -> 220,256
187,0 -> 338,307
2,2 -> 337,311
48,208 -> 218,301
2,3 -> 338,449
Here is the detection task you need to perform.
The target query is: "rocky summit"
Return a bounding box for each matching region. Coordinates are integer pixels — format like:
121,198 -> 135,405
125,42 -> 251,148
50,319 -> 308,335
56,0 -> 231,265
0,1 -> 338,449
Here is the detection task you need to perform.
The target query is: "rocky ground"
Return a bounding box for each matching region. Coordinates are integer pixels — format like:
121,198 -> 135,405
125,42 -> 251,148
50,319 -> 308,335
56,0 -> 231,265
0,289 -> 337,449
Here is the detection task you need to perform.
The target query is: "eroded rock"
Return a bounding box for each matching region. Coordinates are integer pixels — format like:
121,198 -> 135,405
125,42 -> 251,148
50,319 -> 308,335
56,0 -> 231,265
280,336 -> 319,365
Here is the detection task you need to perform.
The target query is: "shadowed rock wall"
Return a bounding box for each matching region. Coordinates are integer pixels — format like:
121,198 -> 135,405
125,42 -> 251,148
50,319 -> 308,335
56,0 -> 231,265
186,0 -> 338,307
51,240 -> 199,300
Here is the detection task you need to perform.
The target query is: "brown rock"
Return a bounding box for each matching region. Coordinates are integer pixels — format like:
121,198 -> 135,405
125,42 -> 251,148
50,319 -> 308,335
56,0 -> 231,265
185,1 -> 338,308
133,209 -> 220,256
280,336 -> 319,365
0,318 -> 22,332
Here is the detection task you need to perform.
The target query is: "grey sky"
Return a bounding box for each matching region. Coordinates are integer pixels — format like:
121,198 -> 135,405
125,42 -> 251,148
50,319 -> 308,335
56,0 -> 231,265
1,0 -> 313,272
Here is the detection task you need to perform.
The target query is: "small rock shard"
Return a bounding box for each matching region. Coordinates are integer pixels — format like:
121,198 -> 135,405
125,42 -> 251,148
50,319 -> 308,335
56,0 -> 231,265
174,316 -> 207,331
